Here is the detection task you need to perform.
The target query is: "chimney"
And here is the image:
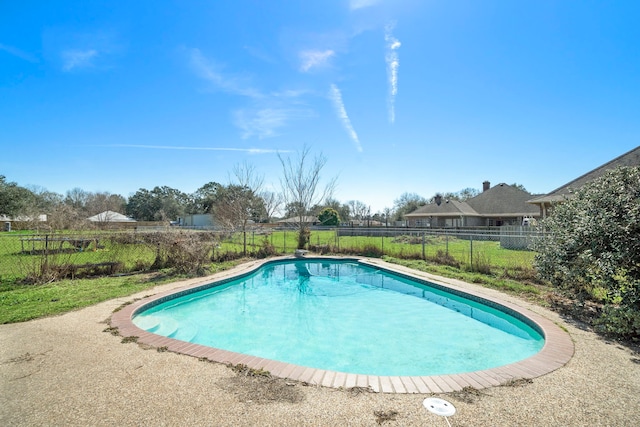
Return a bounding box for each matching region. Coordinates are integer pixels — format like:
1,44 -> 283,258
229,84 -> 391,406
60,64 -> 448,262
483,181 -> 490,192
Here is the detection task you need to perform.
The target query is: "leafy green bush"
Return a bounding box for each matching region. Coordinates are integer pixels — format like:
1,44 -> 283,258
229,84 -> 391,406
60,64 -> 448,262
534,166 -> 640,340
594,305 -> 640,340
318,207 -> 340,226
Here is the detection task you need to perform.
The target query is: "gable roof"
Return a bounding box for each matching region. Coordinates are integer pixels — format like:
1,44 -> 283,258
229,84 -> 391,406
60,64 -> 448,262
405,199 -> 478,218
529,145 -> 640,205
467,183 -> 540,217
87,211 -> 136,222
405,183 -> 539,218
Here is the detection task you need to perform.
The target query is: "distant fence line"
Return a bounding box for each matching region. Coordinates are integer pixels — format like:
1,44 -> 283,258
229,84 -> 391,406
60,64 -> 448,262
141,225 -> 545,250
1,226 -> 544,283
334,226 -> 544,249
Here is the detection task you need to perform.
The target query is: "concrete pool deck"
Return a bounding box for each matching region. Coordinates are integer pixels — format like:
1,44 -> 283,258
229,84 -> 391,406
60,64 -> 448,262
2,257 -> 639,426
110,256 -> 574,394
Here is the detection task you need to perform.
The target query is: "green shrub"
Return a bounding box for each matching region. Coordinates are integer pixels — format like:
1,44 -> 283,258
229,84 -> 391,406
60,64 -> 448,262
535,166 -> 640,340
594,305 -> 640,341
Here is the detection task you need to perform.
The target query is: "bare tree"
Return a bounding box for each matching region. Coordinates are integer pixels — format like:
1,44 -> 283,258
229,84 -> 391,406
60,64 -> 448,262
214,162 -> 264,255
347,200 -> 369,223
85,192 -> 127,216
393,192 -> 427,220
278,146 -> 336,249
383,207 -> 393,227
64,188 -> 91,213
259,190 -> 283,222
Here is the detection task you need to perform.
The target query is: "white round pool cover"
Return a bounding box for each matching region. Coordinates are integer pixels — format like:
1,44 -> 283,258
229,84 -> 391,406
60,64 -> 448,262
423,397 -> 456,416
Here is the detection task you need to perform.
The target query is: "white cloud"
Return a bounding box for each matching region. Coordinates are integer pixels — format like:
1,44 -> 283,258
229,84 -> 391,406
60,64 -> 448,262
234,108 -> 289,139
350,0 -> 381,10
385,22 -> 401,123
61,49 -> 98,71
270,88 -> 311,99
187,48 -> 262,98
234,107 -> 315,139
0,43 -> 38,63
299,49 -> 335,72
329,84 -> 362,152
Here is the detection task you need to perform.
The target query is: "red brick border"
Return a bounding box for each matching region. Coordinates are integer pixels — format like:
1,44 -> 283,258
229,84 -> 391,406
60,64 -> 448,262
110,257 -> 574,393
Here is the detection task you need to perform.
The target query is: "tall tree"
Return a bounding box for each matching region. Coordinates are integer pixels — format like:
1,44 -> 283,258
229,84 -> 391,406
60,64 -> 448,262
347,200 -> 369,223
0,175 -> 34,217
214,162 -> 264,254
126,186 -> 188,221
64,188 -> 91,213
383,207 -> 393,227
191,181 -> 223,214
278,146 -> 336,249
393,192 -> 427,221
85,192 -> 126,215
259,190 -> 283,222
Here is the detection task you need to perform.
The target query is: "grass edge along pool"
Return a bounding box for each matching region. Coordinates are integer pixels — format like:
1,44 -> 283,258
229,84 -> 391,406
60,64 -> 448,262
131,257 -> 546,377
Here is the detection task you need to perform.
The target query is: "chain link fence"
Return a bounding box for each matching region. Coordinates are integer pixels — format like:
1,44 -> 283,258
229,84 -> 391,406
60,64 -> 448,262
0,226 -> 544,284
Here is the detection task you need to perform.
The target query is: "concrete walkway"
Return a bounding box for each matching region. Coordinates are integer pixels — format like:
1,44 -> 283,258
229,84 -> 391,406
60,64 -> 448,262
2,260 -> 639,426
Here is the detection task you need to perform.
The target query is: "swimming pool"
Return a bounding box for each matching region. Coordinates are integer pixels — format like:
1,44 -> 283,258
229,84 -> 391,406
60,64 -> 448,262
112,257 -> 574,393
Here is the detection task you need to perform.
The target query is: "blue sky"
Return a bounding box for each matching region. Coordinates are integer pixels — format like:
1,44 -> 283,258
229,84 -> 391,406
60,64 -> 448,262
1,1 -> 639,213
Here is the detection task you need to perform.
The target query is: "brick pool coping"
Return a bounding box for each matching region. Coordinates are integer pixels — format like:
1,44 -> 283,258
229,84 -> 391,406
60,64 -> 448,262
110,256 -> 574,394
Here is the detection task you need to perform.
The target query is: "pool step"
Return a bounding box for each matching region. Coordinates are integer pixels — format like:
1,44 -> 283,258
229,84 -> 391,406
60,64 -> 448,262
134,315 -> 179,337
133,315 -> 161,332
168,321 -> 198,342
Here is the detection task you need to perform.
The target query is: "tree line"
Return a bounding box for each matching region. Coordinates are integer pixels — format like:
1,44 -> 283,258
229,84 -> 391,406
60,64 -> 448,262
1,174 -> 496,228
2,147 -> 514,230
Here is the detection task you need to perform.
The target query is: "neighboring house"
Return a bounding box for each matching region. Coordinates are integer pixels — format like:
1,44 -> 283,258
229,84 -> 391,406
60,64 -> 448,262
179,214 -> 216,228
1,214 -> 47,231
405,181 -> 540,227
528,145 -> 640,218
87,211 -> 136,223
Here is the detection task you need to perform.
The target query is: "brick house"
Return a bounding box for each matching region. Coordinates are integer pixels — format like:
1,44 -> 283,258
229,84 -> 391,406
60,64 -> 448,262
404,182 -> 540,227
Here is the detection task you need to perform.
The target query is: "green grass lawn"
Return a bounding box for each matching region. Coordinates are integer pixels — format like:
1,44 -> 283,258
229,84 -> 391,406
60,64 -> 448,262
0,261 -> 242,324
0,228 -> 545,324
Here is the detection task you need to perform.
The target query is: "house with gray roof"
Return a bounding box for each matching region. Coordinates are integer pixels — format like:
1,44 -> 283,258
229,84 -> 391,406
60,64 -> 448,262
528,145 -> 640,217
405,181 -> 540,227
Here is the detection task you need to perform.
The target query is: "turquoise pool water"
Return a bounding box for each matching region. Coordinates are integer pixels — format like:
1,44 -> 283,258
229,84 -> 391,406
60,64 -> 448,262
133,259 -> 544,376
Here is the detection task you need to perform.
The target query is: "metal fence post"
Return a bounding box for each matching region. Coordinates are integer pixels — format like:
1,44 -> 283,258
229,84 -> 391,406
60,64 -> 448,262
446,233 -> 449,256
